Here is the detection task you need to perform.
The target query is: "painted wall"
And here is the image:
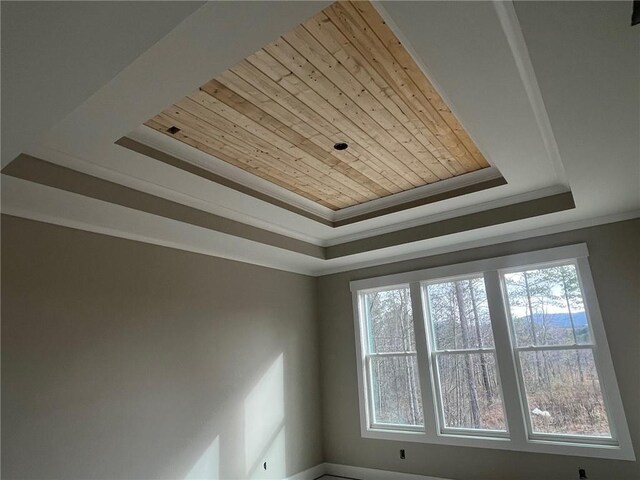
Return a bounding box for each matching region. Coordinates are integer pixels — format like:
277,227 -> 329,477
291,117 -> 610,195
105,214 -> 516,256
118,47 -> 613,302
317,219 -> 639,480
1,215 -> 323,479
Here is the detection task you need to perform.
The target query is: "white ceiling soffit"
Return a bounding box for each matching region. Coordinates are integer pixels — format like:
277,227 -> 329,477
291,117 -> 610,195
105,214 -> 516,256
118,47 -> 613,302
2,1 -> 639,276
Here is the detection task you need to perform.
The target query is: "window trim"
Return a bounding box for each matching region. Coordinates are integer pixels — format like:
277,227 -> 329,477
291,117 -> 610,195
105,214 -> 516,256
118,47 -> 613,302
499,259 -> 618,446
350,244 -> 635,460
421,274 -> 509,438
356,284 -> 425,434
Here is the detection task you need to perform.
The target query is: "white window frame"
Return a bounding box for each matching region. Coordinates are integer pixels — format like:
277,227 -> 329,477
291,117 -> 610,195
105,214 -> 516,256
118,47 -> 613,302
422,273 -> 509,439
350,244 -> 635,460
357,284 -> 424,434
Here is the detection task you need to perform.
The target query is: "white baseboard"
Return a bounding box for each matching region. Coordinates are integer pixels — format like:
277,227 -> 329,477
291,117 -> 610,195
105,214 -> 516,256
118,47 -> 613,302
322,463 -> 452,480
286,463 -> 328,480
287,461 -> 453,480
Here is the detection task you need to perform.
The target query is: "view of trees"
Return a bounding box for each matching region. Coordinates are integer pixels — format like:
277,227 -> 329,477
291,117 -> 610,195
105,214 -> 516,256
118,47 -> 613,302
363,287 -> 423,426
426,277 -> 506,431
361,264 -> 610,438
504,264 -> 611,437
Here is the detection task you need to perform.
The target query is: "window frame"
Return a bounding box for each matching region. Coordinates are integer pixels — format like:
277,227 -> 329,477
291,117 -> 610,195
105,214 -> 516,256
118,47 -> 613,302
350,244 -> 635,460
421,273 -> 509,438
356,284 -> 425,434
499,259 -> 617,446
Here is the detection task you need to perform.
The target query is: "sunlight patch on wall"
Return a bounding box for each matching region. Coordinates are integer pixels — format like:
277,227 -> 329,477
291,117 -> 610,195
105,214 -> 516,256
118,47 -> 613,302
244,353 -> 285,479
184,436 -> 220,480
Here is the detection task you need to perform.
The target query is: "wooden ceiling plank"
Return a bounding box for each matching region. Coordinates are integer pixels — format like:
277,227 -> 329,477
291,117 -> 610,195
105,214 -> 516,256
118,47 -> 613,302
214,72 -> 317,138
170,108 -> 355,208
245,50 -> 422,189
147,116 -> 341,209
354,1 -> 489,168
229,60 -> 409,193
323,4 -> 472,175
348,1 -> 487,171
328,2 -> 482,173
153,111 -> 350,207
249,47 -> 425,189
262,39 -> 439,186
186,91 -> 374,204
181,92 -> 373,204
144,0 -> 494,211
283,25 -> 453,182
216,70 -> 400,197
300,14 -> 464,177
264,38 -> 438,185
200,80 -> 391,199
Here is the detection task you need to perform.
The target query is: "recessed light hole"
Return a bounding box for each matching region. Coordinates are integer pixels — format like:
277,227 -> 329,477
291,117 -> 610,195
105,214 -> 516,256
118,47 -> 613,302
333,142 -> 348,151
167,126 -> 181,135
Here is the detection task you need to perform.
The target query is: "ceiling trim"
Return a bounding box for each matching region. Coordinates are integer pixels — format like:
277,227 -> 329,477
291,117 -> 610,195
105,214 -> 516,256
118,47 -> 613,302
2,154 -> 325,259
333,175 -> 506,227
119,134 -> 507,229
2,154 -> 576,262
116,136 -> 333,227
318,211 -> 640,276
326,191 -> 575,259
127,124 -> 334,220
2,172 -> 634,278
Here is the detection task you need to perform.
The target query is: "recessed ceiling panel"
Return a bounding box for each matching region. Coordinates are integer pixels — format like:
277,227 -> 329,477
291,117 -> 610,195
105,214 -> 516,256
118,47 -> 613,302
145,0 -> 491,211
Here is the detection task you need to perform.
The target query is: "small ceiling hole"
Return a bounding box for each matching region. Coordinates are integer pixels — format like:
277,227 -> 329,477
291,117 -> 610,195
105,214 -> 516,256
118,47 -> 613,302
167,126 -> 181,135
333,142 -> 348,151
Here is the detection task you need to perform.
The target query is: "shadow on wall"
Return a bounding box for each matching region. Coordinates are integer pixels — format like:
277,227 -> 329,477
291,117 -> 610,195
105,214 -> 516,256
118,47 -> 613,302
184,354 -> 286,480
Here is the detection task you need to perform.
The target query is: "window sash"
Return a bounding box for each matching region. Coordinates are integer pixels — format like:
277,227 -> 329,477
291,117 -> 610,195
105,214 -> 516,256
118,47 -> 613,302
421,277 -> 508,437
498,261 -> 616,444
350,245 -> 634,460
511,344 -> 616,444
430,350 -> 509,437
364,353 -> 424,431
500,259 -> 598,350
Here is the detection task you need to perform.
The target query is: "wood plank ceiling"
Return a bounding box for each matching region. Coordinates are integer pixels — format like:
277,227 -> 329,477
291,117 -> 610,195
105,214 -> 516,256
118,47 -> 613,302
145,0 -> 490,211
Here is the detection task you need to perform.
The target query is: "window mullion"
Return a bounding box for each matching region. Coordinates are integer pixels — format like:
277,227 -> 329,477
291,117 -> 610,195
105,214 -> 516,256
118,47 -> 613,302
483,270 -> 527,447
409,282 -> 437,440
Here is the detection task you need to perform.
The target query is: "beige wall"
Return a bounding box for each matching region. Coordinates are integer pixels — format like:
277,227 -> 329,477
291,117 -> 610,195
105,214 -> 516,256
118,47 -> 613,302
317,219 -> 639,480
3,215 -> 639,480
1,215 -> 323,479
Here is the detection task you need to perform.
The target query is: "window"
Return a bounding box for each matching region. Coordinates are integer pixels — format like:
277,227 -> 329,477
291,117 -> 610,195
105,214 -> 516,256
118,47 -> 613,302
359,286 -> 423,430
502,263 -> 612,440
351,244 -> 634,460
424,276 -> 507,434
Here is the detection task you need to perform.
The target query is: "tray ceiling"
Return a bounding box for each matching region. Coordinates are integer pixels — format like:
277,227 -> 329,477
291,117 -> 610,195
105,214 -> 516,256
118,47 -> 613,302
145,0 -> 491,211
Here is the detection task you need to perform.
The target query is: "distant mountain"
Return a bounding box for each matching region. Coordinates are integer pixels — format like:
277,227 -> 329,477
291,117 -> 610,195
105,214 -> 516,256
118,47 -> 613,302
522,312 -> 588,328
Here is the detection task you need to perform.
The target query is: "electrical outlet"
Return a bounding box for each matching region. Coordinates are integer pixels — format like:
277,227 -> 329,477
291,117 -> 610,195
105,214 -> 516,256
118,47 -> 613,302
400,449 -> 406,459
578,468 -> 587,479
